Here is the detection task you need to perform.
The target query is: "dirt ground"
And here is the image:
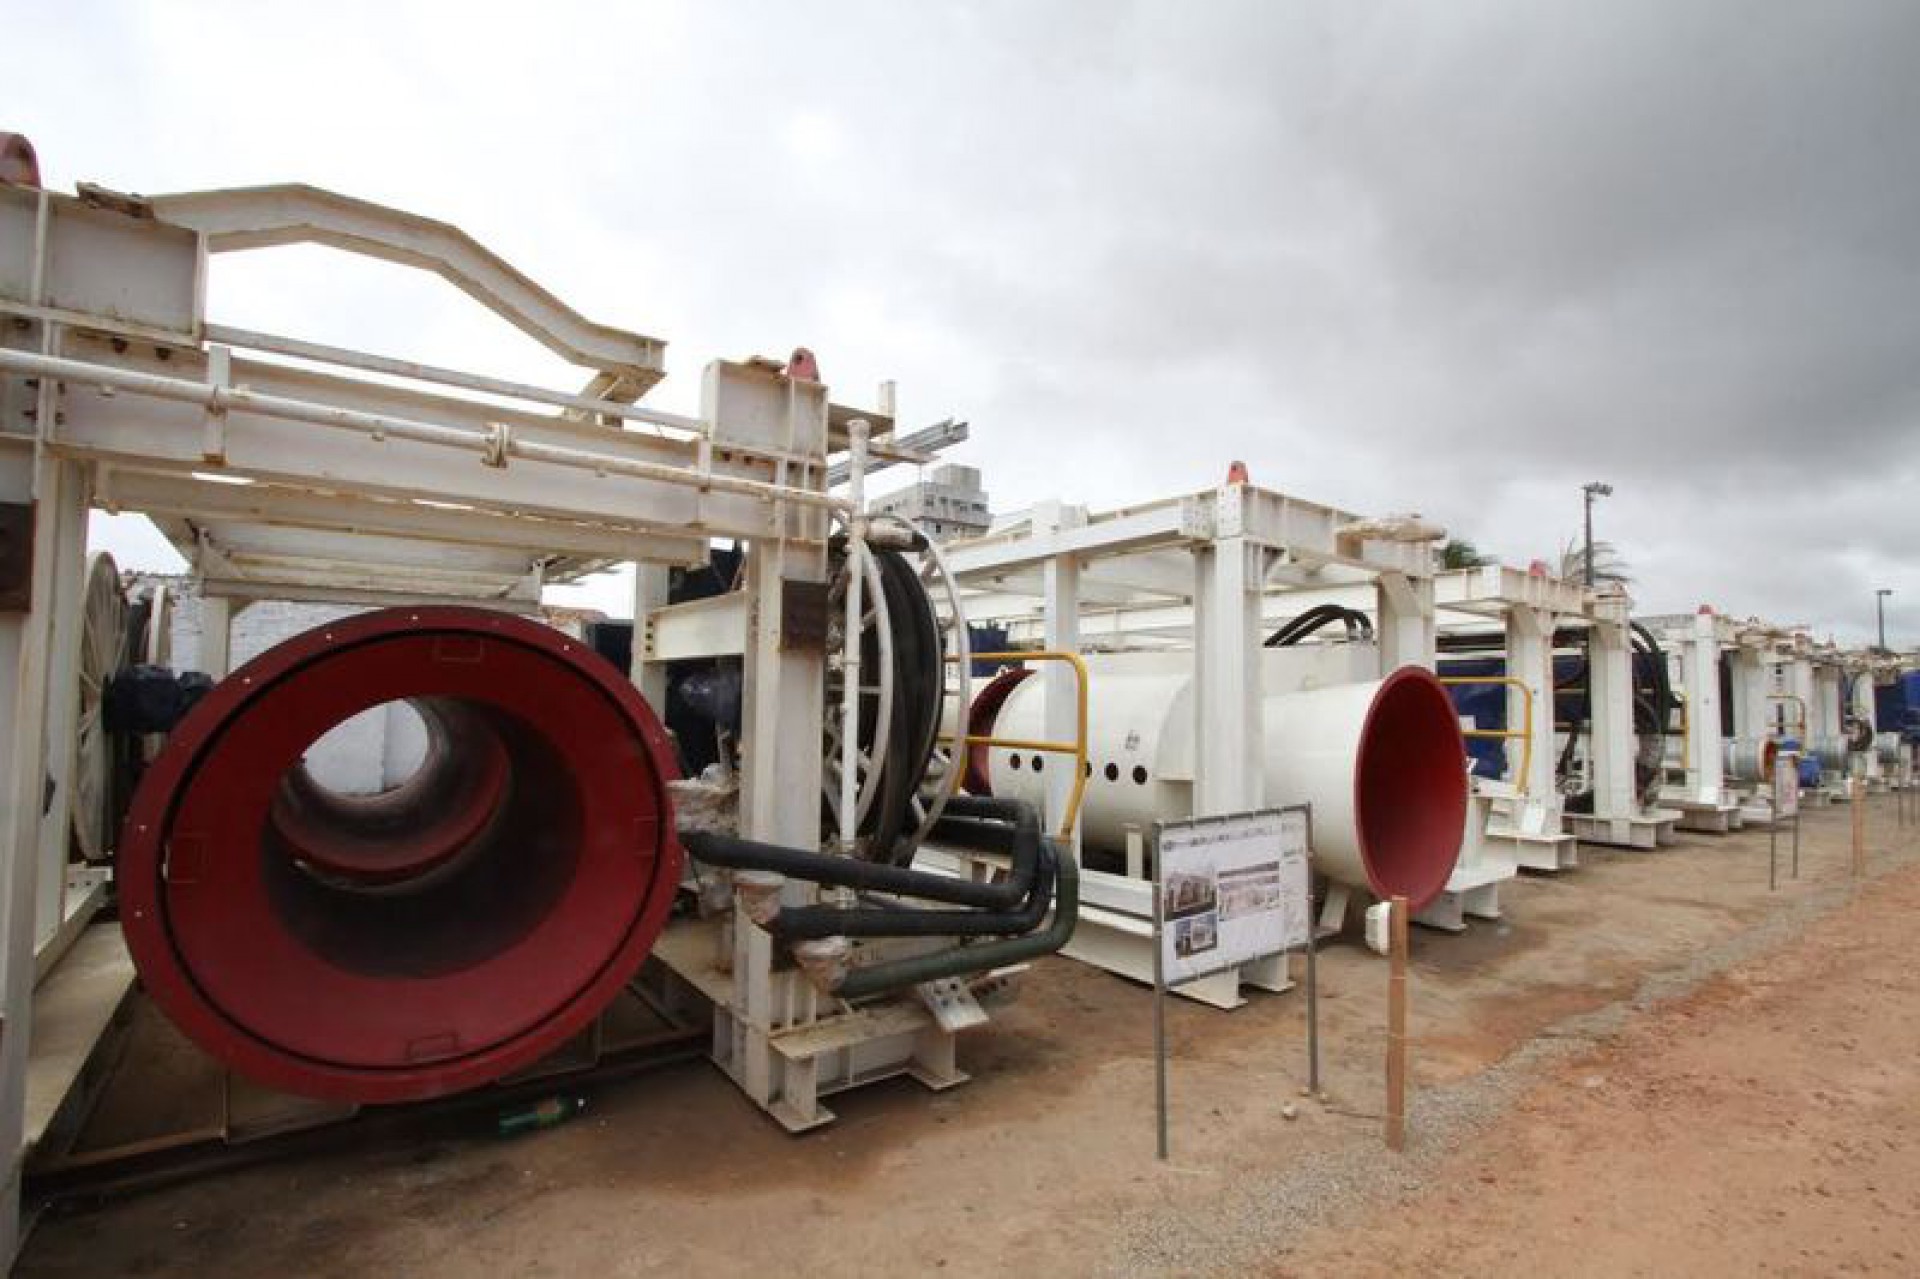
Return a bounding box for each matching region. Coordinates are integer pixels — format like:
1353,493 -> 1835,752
18,795 -> 1920,1278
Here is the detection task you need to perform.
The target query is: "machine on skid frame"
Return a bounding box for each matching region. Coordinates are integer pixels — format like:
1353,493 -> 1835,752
0,132 -> 1074,1256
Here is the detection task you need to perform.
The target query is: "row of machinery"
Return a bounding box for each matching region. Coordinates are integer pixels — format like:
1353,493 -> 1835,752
0,134 -> 1914,1257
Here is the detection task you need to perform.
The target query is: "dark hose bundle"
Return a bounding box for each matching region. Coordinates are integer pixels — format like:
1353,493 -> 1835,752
1265,603 -> 1374,647
684,795 -> 1077,996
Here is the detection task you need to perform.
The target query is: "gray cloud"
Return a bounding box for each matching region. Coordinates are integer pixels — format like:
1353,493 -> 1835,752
15,0 -> 1920,642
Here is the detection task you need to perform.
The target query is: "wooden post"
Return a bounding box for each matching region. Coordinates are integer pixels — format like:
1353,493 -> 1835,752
1851,778 -> 1867,877
1386,894 -> 1409,1152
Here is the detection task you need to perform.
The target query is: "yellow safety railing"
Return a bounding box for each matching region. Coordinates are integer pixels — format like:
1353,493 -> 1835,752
1438,675 -> 1534,796
940,650 -> 1089,841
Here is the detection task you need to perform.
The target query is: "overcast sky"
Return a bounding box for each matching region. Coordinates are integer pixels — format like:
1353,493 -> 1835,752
14,1 -> 1919,645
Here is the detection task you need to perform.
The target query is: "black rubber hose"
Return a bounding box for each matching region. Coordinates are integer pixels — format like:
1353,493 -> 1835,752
1556,647 -> 1590,781
867,547 -> 944,865
1264,604 -> 1373,648
1628,621 -> 1676,738
832,848 -> 1079,999
684,795 -> 1042,910
768,842 -> 1056,939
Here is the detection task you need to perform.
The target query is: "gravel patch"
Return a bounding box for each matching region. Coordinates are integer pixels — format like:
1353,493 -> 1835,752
1103,856 -> 1899,1279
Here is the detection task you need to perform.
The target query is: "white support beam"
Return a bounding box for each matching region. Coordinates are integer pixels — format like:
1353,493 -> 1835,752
100,468 -> 709,567
0,363 -> 89,1262
630,562 -> 670,709
196,594 -> 233,677
1586,599 -> 1641,822
1191,534 -> 1263,815
1506,606 -> 1560,813
1681,611 -> 1728,803
1376,571 -> 1436,671
1037,504 -> 1083,851
144,184 -> 667,383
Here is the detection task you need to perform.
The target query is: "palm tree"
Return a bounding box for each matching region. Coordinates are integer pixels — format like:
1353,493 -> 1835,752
1558,536 -> 1632,588
1438,538 -> 1494,570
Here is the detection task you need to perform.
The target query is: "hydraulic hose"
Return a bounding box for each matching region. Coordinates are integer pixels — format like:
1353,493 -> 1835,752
831,847 -> 1079,999
1264,603 -> 1373,648
768,841 -> 1056,939
683,795 -> 1042,911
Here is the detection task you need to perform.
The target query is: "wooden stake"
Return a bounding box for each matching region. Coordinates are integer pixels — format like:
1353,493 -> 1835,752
1852,778 -> 1867,877
1386,894 -> 1409,1152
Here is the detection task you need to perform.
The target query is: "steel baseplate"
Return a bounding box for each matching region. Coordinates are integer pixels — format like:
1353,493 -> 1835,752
647,914 -> 970,1134
1486,827 -> 1580,872
1566,809 -> 1680,851
1415,860 -> 1507,933
1662,789 -> 1745,833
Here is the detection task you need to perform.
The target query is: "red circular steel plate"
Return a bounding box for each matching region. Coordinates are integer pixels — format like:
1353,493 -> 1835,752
119,607 -> 683,1104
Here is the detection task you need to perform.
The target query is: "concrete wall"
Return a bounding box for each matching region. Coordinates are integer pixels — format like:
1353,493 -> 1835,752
145,577 -> 422,795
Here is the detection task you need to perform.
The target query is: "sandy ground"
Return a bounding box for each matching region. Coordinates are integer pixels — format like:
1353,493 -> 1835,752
17,795 -> 1920,1278
1280,826 -> 1920,1277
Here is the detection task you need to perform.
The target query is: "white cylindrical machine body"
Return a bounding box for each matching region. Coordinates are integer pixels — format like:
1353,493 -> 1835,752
972,651 -> 1466,910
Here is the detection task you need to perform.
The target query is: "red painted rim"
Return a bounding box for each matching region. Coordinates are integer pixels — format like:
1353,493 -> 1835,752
119,607 -> 683,1104
963,666 -> 1032,794
267,699 -> 512,886
1352,666 -> 1468,912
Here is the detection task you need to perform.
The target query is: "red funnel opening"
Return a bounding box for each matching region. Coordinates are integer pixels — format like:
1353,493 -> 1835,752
964,666 -> 1032,794
1353,667 -> 1467,912
119,607 -> 683,1105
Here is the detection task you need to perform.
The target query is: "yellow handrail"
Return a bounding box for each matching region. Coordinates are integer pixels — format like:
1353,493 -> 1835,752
1438,675 -> 1534,796
1766,693 -> 1808,736
940,650 -> 1089,841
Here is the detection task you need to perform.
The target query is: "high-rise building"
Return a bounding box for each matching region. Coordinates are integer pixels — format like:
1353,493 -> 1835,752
870,463 -> 991,541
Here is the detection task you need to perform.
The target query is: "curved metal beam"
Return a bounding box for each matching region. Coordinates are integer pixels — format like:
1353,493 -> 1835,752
142,183 -> 665,386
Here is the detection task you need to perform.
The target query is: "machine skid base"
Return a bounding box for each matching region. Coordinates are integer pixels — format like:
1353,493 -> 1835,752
1566,811 -> 1677,851
1488,830 -> 1580,872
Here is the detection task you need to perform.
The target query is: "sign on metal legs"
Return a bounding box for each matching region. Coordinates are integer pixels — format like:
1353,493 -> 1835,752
1151,807 -> 1312,1160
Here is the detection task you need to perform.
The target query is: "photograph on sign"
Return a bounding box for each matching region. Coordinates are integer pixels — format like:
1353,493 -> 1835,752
1774,753 -> 1799,818
1157,808 -> 1309,987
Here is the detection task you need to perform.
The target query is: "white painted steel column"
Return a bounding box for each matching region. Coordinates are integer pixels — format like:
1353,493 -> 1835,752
197,595 -> 233,678
1192,530 -> 1263,815
1683,611 -> 1726,804
28,465 -> 88,955
1376,570 -> 1436,672
719,365 -> 828,1121
1727,645 -> 1769,749
1190,487 -> 1283,991
1586,601 -> 1639,820
0,437 -> 89,1263
1811,666 -> 1843,760
1036,502 -> 1081,850
1506,605 -> 1559,830
628,562 -> 669,709
1784,657 -> 1815,741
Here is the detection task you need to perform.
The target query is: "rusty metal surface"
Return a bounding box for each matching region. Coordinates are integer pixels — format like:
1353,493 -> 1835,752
0,501 -> 32,611
779,578 -> 830,651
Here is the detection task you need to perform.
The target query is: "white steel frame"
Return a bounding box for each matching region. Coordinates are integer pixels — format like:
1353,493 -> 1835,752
0,175 -> 953,1251
942,485 -> 1500,1004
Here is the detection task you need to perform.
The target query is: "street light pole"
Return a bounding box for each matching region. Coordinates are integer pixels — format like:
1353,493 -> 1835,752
1581,482 -> 1613,586
1877,588 -> 1893,652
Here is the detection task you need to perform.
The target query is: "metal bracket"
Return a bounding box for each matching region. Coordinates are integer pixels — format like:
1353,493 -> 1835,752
916,977 -> 988,1032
